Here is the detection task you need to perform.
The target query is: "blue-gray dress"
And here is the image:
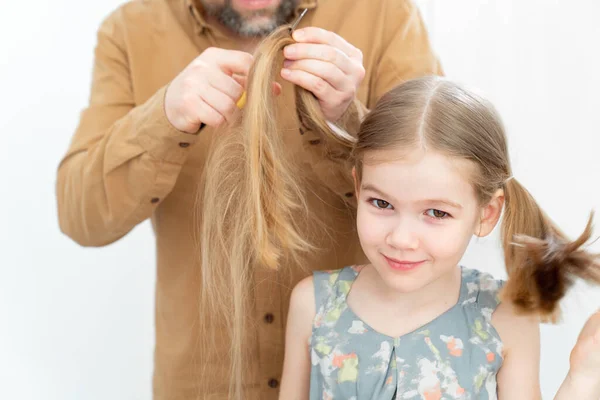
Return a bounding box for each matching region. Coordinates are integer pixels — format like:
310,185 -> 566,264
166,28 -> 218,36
309,266 -> 505,400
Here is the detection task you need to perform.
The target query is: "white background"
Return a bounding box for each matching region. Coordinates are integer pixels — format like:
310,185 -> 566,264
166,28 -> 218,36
1,0 -> 599,399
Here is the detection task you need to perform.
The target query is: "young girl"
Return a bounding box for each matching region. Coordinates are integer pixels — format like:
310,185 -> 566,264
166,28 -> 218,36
278,77 -> 600,399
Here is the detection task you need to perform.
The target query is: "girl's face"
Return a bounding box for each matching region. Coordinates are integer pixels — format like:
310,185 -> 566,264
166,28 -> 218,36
355,147 -> 501,294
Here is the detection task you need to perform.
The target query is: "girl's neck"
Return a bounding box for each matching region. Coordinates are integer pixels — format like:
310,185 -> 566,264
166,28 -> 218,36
361,264 -> 462,316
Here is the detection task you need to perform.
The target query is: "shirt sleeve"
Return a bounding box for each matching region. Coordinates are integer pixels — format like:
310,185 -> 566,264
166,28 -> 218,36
56,10 -> 198,246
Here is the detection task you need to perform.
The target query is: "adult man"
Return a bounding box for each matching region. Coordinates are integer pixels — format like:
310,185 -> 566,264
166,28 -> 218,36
56,0 -> 441,398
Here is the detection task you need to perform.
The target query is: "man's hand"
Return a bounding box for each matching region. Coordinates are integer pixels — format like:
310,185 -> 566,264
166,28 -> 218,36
165,48 -> 258,133
281,27 -> 365,122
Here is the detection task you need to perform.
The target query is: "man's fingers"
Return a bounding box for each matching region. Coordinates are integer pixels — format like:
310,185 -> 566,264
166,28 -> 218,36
209,71 -> 245,101
210,48 -> 254,75
292,27 -> 362,61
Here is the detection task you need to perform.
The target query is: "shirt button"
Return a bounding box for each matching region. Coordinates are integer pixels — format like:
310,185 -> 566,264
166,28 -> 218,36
179,142 -> 190,148
268,378 -> 279,388
150,197 -> 160,204
264,313 -> 274,324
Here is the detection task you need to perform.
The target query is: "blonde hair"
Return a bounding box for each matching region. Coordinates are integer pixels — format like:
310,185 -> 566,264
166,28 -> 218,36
354,76 -> 600,322
198,25 -> 359,398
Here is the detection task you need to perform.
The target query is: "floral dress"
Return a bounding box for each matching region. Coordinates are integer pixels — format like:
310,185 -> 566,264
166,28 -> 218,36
309,266 -> 505,400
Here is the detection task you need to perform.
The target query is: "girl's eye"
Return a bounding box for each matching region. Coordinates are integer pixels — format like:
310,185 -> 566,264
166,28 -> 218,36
426,209 -> 450,219
370,198 -> 393,210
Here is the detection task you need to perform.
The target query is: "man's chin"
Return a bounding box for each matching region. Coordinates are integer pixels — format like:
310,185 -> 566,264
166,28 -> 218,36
205,0 -> 296,37
238,18 -> 279,36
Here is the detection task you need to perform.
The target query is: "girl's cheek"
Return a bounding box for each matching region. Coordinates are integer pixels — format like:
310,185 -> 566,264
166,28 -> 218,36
357,207 -> 383,242
424,223 -> 473,259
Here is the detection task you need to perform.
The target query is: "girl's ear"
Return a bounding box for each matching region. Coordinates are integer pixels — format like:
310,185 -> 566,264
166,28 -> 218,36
475,189 -> 505,237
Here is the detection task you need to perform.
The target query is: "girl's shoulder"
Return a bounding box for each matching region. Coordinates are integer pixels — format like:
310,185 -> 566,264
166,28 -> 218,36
460,266 -> 506,313
287,265 -> 364,332
460,267 -> 540,361
312,265 -> 365,308
288,275 -> 317,328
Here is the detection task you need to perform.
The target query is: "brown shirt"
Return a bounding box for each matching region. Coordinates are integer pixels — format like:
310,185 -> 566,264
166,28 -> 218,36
56,0 -> 441,398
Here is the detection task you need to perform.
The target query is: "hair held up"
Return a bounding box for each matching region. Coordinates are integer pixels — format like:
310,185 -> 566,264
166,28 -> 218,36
198,24 -> 360,397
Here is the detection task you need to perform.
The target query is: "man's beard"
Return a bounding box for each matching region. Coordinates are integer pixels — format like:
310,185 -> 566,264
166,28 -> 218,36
201,0 -> 298,37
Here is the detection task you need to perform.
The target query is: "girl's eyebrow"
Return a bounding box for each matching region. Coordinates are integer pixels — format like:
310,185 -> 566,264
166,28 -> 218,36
361,183 -> 462,209
360,183 -> 389,199
418,199 -> 463,210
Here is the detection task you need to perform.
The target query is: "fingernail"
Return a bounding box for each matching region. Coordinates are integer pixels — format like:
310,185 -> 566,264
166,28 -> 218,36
281,68 -> 291,77
285,46 -> 296,56
293,30 -> 304,40
283,59 -> 292,68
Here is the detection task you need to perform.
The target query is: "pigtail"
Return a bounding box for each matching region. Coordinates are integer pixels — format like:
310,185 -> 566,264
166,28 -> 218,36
198,25 -> 360,398
501,178 -> 600,322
